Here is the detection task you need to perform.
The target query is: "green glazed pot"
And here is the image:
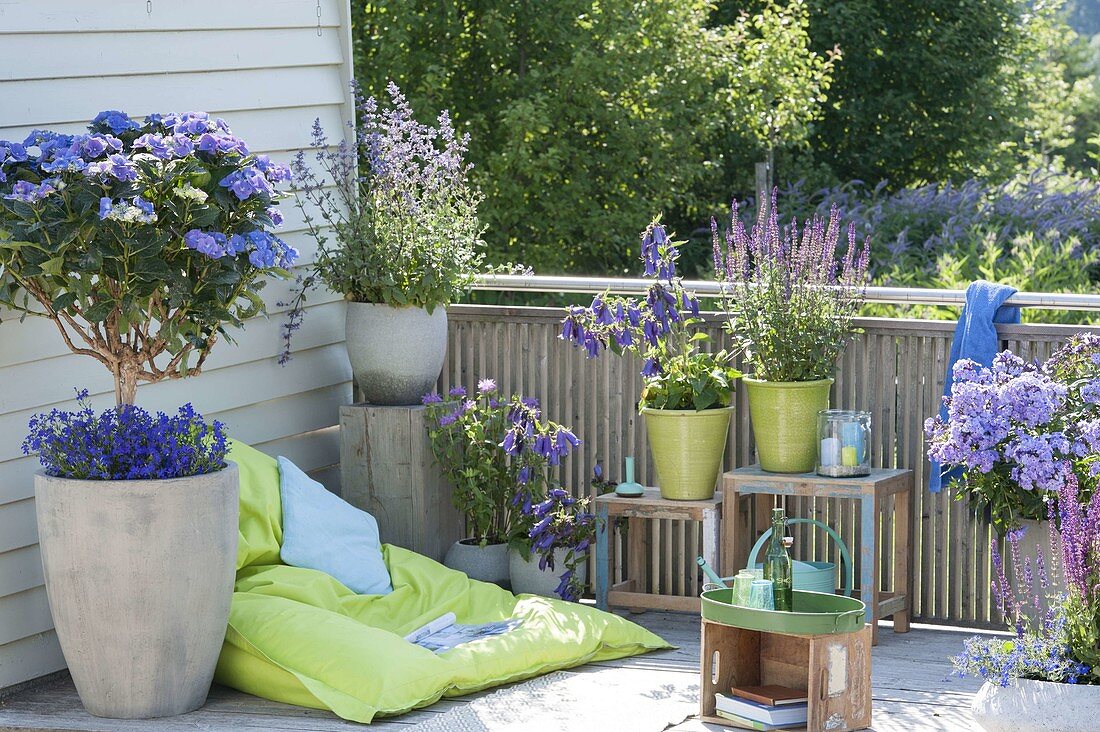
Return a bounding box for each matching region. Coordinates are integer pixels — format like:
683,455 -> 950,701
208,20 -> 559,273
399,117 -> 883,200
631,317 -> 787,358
641,406 -> 733,501
743,376 -> 833,473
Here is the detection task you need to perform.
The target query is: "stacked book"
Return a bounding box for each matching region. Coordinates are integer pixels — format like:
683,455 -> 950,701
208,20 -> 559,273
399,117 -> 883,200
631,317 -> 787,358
713,685 -> 808,730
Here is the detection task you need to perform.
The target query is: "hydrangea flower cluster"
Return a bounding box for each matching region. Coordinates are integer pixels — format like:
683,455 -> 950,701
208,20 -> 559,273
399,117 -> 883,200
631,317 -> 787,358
423,379 -> 594,600
561,219 -> 739,411
0,110 -> 296,405
23,389 -> 228,480
925,334 -> 1100,532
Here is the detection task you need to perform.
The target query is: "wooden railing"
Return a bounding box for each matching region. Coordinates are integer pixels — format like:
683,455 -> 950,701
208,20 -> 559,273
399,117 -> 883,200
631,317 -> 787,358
438,304 -> 1097,628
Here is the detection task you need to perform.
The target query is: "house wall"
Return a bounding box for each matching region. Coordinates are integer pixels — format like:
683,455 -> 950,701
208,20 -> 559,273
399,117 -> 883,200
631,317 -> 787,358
0,0 -> 354,690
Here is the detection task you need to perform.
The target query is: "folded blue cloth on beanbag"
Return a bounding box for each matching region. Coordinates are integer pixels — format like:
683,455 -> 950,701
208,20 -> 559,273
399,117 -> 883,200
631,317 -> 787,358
277,456 -> 393,595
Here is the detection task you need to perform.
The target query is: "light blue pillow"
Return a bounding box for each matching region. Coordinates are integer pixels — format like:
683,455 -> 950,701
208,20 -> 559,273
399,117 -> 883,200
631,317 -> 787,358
277,456 -> 393,595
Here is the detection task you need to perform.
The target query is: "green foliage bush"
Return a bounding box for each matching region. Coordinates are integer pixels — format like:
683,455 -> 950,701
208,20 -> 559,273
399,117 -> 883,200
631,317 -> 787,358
353,0 -> 834,275
724,0 -> 1098,187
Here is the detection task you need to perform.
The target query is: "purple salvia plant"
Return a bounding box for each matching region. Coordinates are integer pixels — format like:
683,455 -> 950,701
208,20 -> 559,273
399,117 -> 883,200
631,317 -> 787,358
712,190 -> 870,382
954,524 -> 1090,687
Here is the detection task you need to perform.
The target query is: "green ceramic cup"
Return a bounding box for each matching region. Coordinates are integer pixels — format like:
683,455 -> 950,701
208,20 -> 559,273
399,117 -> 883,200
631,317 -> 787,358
743,376 -> 833,473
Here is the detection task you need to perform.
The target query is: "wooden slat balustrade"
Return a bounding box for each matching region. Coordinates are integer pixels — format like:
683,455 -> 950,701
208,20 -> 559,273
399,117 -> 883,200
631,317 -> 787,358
438,305 -> 1097,627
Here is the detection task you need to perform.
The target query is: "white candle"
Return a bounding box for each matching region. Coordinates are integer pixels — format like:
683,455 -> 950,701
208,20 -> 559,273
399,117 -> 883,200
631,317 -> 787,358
820,437 -> 841,467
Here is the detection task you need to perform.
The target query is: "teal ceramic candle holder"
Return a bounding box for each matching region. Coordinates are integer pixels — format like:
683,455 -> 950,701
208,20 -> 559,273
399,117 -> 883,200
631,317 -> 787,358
615,456 -> 644,497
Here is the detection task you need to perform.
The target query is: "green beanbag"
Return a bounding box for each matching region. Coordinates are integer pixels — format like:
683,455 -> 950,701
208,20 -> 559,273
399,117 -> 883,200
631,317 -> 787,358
215,442 -> 671,723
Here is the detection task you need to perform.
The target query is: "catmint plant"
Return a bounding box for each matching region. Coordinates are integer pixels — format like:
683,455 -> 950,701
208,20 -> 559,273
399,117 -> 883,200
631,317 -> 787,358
281,82 -> 486,363
561,219 -> 740,411
23,389 -> 228,480
925,334 -> 1100,533
0,111 -> 296,405
711,191 -> 871,382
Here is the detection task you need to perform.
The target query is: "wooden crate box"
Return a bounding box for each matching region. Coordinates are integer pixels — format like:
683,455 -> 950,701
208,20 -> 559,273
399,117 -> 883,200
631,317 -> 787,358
699,620 -> 872,732
340,404 -> 464,563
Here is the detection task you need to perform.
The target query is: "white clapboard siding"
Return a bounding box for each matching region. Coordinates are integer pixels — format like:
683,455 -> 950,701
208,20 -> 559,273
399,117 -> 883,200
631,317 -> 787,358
0,0 -> 355,691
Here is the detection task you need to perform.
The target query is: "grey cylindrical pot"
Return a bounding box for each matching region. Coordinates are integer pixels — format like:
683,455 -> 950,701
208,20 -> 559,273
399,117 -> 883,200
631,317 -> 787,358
972,678 -> 1100,732
443,540 -> 510,587
345,302 -> 448,406
508,548 -> 588,598
34,464 -> 239,719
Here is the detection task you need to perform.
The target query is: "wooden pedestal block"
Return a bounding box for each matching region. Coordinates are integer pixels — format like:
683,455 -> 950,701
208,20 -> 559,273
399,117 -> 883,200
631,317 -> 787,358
339,404 -> 464,563
699,620 -> 872,732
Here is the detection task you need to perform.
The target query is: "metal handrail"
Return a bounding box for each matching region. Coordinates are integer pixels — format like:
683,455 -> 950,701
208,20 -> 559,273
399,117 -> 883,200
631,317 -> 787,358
472,274 -> 1100,312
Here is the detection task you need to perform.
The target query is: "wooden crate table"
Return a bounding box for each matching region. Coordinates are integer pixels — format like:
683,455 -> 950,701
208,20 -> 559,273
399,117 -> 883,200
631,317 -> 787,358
721,466 -> 912,644
594,488 -> 722,613
700,619 -> 872,731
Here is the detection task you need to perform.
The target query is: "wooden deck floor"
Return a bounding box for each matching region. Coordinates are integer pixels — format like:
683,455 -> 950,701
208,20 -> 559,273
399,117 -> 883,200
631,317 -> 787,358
0,613 -> 987,731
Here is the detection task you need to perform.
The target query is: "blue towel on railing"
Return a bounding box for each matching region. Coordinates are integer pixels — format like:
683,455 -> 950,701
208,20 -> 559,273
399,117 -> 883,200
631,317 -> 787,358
928,280 -> 1020,493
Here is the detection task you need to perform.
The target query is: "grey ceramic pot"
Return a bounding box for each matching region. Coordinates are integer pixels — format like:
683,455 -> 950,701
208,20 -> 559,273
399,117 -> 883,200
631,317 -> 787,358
34,464 -> 239,719
972,678 -> 1100,732
345,302 -> 448,406
508,548 -> 588,598
443,540 -> 510,587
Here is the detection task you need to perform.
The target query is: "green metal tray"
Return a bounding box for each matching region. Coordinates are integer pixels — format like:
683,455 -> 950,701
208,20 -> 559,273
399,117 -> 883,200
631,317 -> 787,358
700,588 -> 866,635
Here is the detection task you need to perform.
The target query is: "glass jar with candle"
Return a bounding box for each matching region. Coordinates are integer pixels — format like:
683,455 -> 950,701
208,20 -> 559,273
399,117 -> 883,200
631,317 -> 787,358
817,410 -> 871,477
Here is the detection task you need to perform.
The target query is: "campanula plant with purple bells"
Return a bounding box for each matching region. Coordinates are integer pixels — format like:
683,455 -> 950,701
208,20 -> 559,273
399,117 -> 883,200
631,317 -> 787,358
562,218 -> 739,412
561,218 -> 740,500
423,379 -> 594,599
525,487 -> 597,601
0,110 -> 295,408
925,334 -> 1100,534
422,380 -> 580,535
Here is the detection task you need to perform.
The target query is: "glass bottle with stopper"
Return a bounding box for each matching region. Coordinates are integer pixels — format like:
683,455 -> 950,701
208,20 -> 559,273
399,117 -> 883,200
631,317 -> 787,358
763,507 -> 794,611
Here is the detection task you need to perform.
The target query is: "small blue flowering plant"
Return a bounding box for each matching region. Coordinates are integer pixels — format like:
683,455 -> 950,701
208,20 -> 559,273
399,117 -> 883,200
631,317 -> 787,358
561,219 -> 740,411
925,334 -> 1100,533
0,110 -> 296,405
423,379 -> 594,600
24,389 -> 228,480
952,471 -> 1099,687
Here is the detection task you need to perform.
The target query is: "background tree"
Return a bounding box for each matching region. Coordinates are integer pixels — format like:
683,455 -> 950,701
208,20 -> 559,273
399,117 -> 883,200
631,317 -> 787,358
718,0 -> 1090,187
353,0 -> 834,275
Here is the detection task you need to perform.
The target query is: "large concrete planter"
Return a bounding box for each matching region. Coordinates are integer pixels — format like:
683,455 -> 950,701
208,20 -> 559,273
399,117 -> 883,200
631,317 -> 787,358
34,464 -> 239,719
641,406 -> 733,500
345,302 -> 448,406
444,539 -> 510,587
508,548 -> 588,597
972,677 -> 1100,732
743,377 -> 833,473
